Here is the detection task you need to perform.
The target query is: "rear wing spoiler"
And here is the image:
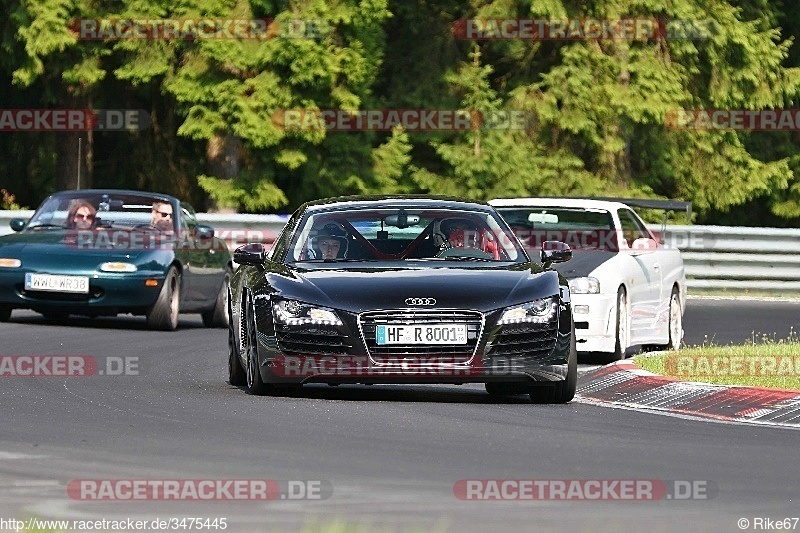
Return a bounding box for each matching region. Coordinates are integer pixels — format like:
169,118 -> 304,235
589,197 -> 692,223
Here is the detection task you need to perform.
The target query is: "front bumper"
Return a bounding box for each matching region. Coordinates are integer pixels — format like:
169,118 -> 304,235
0,268 -> 165,313
570,293 -> 617,352
255,306 -> 573,386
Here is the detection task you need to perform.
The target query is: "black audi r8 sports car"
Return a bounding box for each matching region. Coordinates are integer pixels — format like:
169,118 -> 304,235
227,196 -> 576,403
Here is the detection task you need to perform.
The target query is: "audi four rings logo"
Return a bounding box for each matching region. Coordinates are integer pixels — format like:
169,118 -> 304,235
405,297 -> 436,306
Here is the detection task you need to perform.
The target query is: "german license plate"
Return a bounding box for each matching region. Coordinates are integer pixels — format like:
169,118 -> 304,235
376,324 -> 467,345
25,273 -> 90,294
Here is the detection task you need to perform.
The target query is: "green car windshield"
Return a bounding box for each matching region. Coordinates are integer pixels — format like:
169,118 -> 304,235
27,192 -> 177,231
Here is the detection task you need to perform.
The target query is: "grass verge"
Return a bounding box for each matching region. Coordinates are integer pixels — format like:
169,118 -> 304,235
634,333 -> 800,390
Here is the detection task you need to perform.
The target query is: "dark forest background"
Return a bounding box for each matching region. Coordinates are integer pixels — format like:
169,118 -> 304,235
2,0 -> 800,226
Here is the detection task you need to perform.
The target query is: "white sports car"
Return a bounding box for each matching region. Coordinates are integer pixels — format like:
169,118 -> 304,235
489,198 -> 687,360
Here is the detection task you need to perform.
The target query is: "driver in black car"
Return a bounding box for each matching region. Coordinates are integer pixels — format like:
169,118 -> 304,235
311,223 -> 349,259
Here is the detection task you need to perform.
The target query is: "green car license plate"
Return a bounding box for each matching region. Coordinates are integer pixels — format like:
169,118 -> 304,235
25,273 -> 90,294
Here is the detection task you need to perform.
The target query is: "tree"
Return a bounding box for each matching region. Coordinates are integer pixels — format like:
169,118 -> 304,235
3,0 -> 110,190
116,0 -> 392,211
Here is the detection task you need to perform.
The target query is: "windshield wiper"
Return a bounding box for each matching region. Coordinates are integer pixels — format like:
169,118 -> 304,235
27,224 -> 63,230
441,255 -> 495,261
322,258 -> 377,263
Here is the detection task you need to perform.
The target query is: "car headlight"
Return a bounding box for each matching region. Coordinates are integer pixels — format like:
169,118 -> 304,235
498,296 -> 558,325
0,258 -> 22,268
100,262 -> 137,273
273,300 -> 343,326
568,277 -> 600,294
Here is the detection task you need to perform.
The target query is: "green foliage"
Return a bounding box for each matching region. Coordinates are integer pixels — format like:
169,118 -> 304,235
0,188 -> 24,209
197,173 -> 287,211
371,126 -> 413,193
2,0 -> 800,222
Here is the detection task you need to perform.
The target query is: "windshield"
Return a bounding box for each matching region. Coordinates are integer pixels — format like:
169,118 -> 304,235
286,207 -> 527,264
26,192 -> 178,232
496,207 -> 618,251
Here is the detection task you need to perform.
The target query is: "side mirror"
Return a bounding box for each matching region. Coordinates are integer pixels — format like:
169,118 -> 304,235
541,241 -> 572,268
195,225 -> 214,240
629,237 -> 659,255
9,218 -> 26,232
234,242 -> 266,265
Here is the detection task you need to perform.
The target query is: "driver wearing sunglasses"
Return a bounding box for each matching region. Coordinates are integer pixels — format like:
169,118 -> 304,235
65,200 -> 97,230
150,201 -> 174,231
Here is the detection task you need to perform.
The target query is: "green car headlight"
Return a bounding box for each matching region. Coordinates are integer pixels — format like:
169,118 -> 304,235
499,296 -> 558,325
100,262 -> 138,273
273,300 -> 342,326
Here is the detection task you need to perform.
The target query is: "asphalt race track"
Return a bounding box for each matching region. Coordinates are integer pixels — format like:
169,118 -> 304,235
1,298 -> 799,532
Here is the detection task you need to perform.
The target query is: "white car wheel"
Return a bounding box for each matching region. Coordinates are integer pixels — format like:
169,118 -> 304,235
667,289 -> 682,351
612,288 -> 628,361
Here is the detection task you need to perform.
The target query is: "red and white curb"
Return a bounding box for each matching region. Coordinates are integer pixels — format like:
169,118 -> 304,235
577,361 -> 800,429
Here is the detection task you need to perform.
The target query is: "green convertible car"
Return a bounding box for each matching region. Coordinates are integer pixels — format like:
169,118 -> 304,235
0,189 -> 233,330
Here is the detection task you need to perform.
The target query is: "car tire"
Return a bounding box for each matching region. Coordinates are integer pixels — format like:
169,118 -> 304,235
244,295 -> 270,395
530,325 -> 577,404
202,268 -> 231,328
611,287 -> 628,361
228,314 -> 247,386
642,288 -> 683,352
0,306 -> 11,322
665,288 -> 682,351
146,267 -> 180,331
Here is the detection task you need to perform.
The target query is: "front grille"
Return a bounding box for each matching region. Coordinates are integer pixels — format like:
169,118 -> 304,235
275,324 -> 350,356
359,310 -> 483,363
485,321 -> 559,358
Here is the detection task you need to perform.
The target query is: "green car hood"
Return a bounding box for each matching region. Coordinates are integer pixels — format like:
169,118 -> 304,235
0,230 -> 147,267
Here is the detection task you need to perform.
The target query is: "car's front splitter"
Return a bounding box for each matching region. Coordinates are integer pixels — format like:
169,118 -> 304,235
259,354 -> 570,386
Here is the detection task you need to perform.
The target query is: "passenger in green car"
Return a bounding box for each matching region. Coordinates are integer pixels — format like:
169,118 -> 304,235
150,201 -> 174,232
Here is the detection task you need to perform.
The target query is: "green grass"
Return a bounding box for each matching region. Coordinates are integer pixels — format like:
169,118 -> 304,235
634,329 -> 800,390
